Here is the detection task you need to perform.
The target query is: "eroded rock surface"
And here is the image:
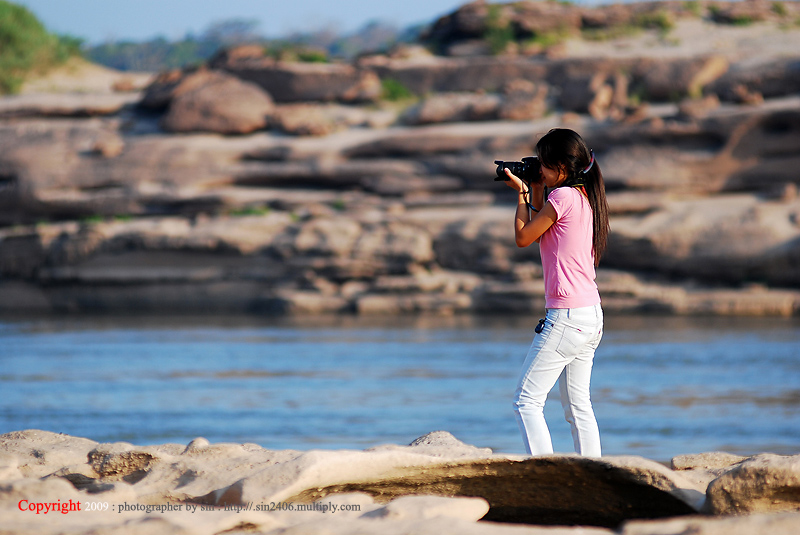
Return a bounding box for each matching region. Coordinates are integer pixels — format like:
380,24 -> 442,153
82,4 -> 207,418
3,430 -> 799,535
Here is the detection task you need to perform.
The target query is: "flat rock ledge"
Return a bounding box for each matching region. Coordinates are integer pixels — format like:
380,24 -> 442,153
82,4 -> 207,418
2,430 -> 799,535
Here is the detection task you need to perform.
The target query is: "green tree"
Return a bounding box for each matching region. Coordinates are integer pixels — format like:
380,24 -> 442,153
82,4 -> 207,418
0,0 -> 80,93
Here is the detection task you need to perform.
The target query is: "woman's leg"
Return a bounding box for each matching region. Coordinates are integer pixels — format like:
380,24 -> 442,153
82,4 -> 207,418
513,309 -> 570,455
558,304 -> 603,456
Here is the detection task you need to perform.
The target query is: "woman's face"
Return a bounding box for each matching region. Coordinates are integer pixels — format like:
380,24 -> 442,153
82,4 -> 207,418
540,163 -> 566,188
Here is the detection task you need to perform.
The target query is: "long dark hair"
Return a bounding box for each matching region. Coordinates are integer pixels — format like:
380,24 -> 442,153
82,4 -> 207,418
535,128 -> 609,266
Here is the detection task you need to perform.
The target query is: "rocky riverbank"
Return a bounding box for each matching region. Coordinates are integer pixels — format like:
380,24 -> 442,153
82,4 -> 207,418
1,3 -> 799,316
1,429 -> 799,535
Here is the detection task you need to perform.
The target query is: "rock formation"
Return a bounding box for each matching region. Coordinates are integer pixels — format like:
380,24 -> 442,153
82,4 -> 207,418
1,429 -> 799,535
1,2 -> 799,316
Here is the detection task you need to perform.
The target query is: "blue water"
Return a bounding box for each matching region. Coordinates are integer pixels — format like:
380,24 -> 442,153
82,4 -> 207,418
1,314 -> 798,462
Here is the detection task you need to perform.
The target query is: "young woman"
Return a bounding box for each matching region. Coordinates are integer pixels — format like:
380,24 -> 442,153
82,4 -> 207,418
503,128 -> 610,456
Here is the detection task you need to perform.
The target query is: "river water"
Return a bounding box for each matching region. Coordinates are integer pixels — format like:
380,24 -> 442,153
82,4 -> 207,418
2,314 -> 798,462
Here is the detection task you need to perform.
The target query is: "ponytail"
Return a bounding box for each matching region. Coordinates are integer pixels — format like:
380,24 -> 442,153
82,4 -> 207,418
583,161 -> 610,267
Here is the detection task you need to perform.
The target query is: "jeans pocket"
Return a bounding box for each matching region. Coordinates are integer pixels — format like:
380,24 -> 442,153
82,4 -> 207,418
555,323 -> 595,358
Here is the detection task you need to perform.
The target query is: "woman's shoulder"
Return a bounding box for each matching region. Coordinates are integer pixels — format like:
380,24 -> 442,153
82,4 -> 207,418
547,187 -> 582,207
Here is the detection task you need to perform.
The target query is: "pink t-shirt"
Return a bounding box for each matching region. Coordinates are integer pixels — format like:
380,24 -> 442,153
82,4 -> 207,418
539,187 -> 600,309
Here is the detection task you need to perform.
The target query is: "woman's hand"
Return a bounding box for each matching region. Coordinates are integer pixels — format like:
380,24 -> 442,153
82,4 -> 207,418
503,168 -> 526,193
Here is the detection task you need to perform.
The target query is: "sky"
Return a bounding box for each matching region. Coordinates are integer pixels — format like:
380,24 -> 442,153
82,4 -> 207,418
13,0 -> 475,44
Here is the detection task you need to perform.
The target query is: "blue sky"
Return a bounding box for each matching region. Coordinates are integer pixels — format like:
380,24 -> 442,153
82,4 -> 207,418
14,0 -> 475,44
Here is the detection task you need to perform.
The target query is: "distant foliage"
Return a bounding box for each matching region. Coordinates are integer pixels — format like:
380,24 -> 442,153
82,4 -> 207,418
86,37 -> 219,71
85,18 -> 264,71
84,18 -> 418,72
0,0 -> 82,93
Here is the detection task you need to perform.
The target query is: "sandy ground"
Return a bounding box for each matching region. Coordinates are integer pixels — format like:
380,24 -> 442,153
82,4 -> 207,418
20,57 -> 154,95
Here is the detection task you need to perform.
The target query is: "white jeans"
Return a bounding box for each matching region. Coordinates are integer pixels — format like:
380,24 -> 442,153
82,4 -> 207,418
513,304 -> 603,456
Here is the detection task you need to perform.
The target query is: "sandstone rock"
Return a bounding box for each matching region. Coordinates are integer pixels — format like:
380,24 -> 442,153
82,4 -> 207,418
288,454 -> 703,527
266,290 -> 351,314
362,495 -> 490,522
139,68 -> 189,110
606,194 -> 800,287
431,210 -> 517,274
677,94 -> 721,120
367,56 -> 549,96
711,57 -> 800,102
705,454 -> 800,514
207,44 -> 269,69
219,60 -> 382,103
446,40 -> 493,57
498,80 -> 549,121
344,131 -> 489,158
730,84 -> 764,105
90,132 -> 126,158
622,512 -> 800,535
472,280 -> 546,314
0,476 -> 83,505
400,93 -> 501,125
632,55 -> 729,102
12,430 -> 799,535
387,44 -> 437,62
160,70 -> 274,134
669,452 -> 749,490
406,431 -> 494,458
355,292 -> 473,315
0,430 -> 98,478
512,1 -> 583,37
370,269 -> 482,295
359,174 -> 463,196
423,1 -> 490,46
672,452 -> 748,472
709,0 -> 774,25
0,93 -> 139,118
272,104 -> 343,136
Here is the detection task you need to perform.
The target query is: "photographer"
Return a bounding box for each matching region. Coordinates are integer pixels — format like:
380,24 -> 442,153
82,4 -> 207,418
499,128 -> 610,456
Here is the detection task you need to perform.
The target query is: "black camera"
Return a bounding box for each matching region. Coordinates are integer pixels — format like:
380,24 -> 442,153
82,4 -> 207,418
494,156 -> 541,182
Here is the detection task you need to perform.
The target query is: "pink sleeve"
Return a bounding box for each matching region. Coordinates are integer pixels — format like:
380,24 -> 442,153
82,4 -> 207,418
546,188 -> 570,220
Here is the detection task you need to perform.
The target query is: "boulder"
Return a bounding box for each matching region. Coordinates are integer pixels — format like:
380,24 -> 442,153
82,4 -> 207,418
705,454 -> 800,515
159,69 -> 274,134
207,44 -> 269,69
139,68 -> 188,110
423,1 -> 491,46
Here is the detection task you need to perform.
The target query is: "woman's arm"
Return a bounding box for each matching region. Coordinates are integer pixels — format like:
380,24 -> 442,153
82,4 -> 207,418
504,169 -> 557,248
514,191 -> 557,247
